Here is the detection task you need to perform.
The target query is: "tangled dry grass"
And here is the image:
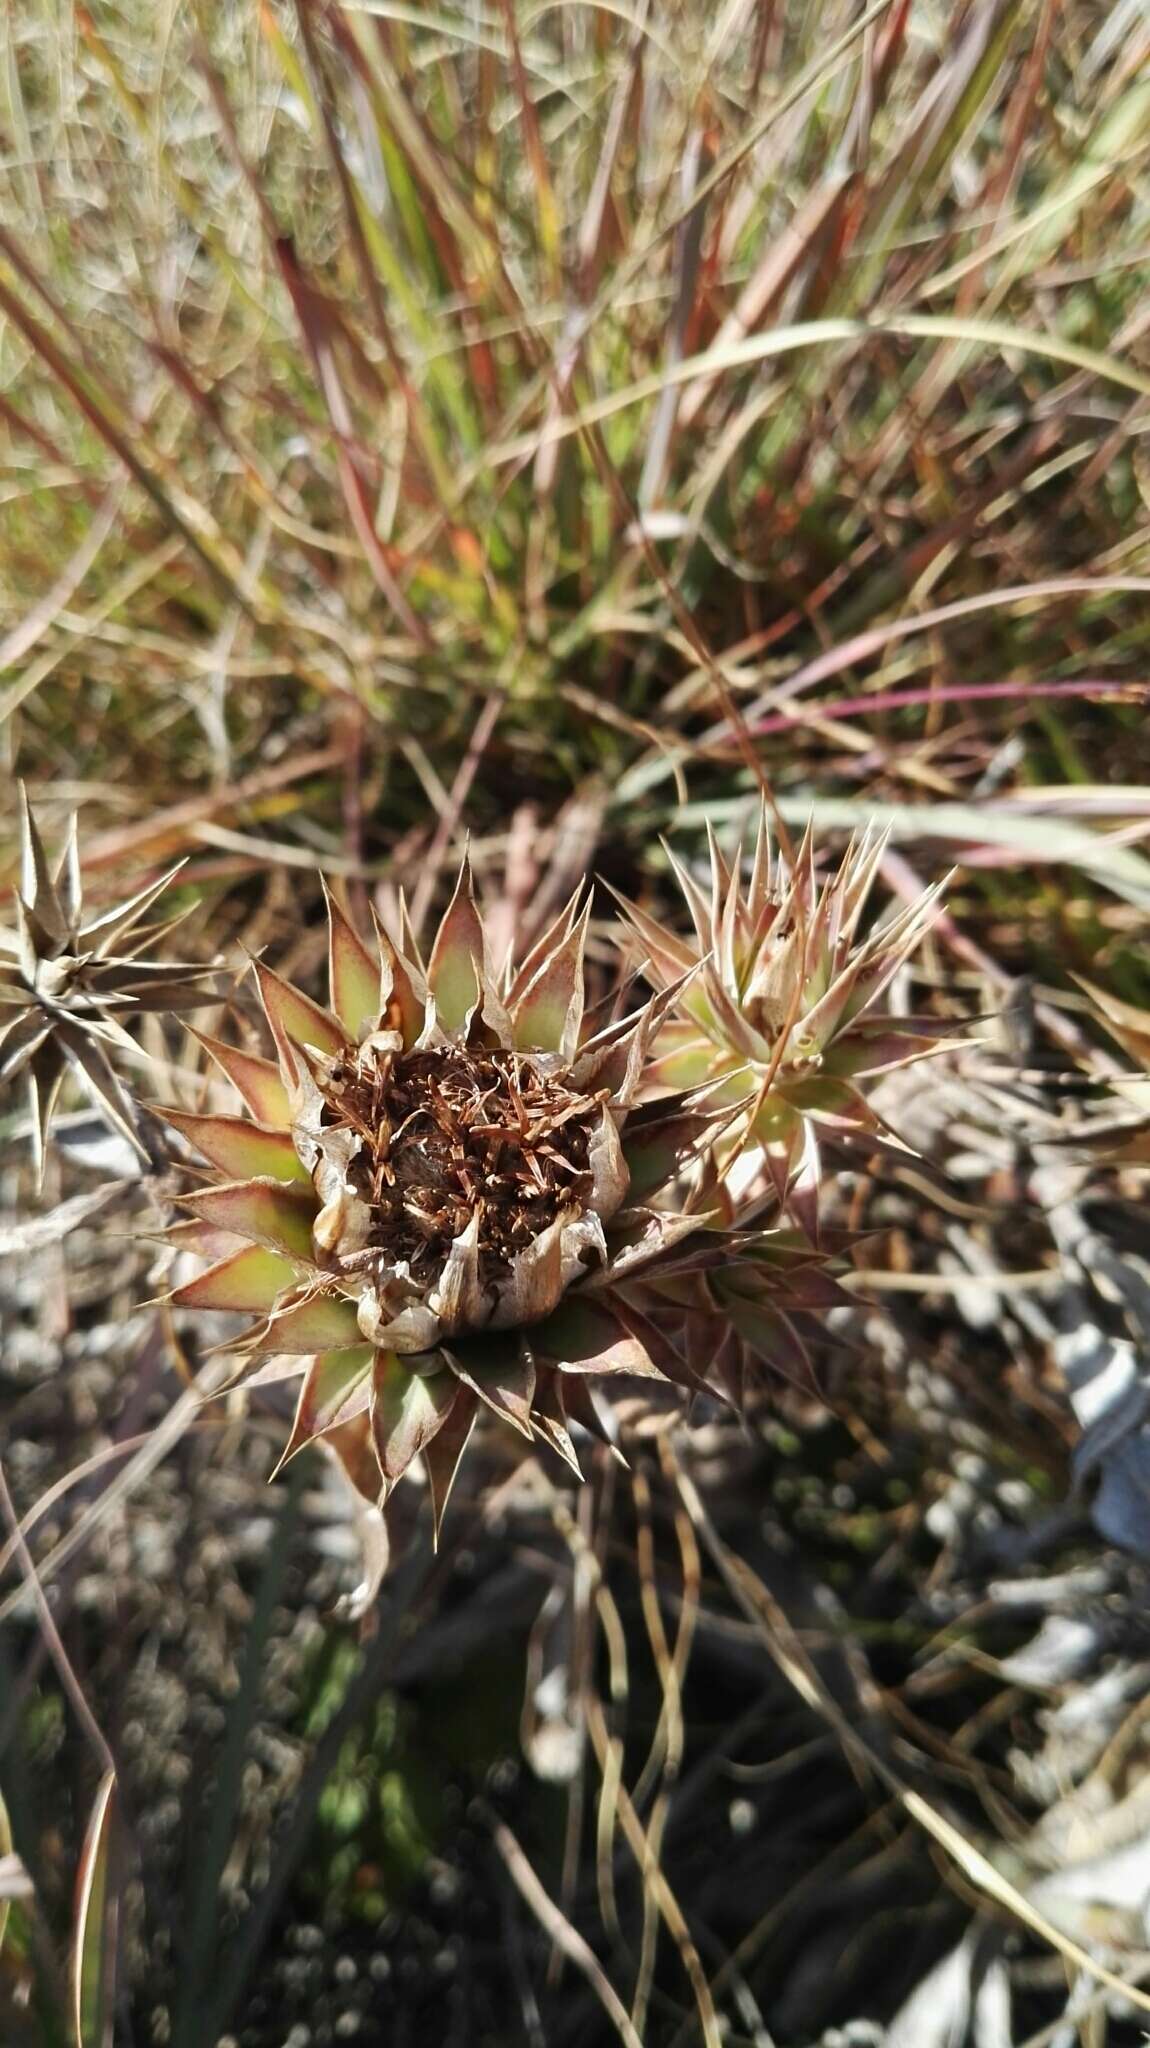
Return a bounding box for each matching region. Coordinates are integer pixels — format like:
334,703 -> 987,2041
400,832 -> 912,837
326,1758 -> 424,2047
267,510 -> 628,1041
3,2 -> 1150,2043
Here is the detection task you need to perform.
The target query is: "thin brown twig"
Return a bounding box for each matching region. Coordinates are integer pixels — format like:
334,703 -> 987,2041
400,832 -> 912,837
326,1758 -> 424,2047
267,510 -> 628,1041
408,691 -> 504,936
0,1454 -> 115,1781
484,1807 -> 646,2048
669,1450 -> 1150,2022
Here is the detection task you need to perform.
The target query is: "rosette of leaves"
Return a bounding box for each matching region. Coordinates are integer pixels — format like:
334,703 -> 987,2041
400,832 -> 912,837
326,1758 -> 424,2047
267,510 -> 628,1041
161,862 -> 741,1534
0,792 -> 210,1176
613,810 -> 946,1226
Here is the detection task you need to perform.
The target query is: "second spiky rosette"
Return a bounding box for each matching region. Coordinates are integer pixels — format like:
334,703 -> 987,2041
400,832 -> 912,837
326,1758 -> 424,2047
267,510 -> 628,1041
1,791 -> 210,1177
164,863 -> 717,1531
614,811 -> 947,1225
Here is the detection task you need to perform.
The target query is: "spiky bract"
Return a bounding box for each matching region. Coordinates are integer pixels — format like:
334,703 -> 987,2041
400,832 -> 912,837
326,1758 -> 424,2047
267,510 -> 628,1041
0,792 -> 210,1176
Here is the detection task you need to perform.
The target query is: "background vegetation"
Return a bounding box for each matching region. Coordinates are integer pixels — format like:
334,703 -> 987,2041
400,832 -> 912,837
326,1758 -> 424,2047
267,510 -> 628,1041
2,2 -> 1150,2043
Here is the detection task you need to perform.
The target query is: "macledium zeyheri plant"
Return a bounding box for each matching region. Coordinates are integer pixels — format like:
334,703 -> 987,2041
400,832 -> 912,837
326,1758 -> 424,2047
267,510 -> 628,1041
162,861 -> 727,1533
152,811 -> 944,1534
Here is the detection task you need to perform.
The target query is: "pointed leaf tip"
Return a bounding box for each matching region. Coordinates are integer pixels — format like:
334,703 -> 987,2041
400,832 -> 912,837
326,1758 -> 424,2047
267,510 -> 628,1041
18,785 -> 67,943
54,812 -> 82,927
324,882 -> 383,1041
427,857 -> 486,1034
446,1331 -> 536,1437
247,1290 -> 364,1355
368,904 -> 425,1048
540,1298 -> 669,1380
371,1352 -> 458,1483
178,1178 -> 318,1261
279,1346 -> 376,1468
530,1368 -> 583,1478
422,1383 -> 478,1546
170,1242 -> 302,1314
511,901 -> 590,1057
252,957 -> 345,1076
158,1106 -> 310,1184
191,1029 -> 292,1128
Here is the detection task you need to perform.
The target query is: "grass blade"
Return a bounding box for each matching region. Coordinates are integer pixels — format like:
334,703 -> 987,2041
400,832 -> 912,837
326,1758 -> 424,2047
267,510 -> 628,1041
72,1773 -> 120,2048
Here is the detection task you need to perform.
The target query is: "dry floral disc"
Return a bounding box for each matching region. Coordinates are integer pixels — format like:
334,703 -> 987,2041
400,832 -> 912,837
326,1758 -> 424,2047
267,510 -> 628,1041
313,1041 -> 618,1289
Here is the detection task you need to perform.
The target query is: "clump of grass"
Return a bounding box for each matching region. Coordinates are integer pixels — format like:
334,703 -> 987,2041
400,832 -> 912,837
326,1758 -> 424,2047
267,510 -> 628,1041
2,1 -> 1147,913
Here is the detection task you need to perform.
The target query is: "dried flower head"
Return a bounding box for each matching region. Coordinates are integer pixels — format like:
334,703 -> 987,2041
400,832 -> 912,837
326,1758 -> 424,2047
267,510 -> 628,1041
0,792 -> 210,1177
164,862 -> 722,1533
613,808 -> 946,1227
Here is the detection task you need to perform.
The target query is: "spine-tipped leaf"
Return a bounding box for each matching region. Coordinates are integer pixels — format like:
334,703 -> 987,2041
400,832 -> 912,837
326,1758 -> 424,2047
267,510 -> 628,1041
247,1291 -> 366,1354
178,1178 -> 319,1261
280,1346 -> 377,1466
324,884 -> 383,1042
446,1331 -> 536,1437
170,1243 -> 303,1313
422,1384 -> 478,1546
253,958 -> 345,1072
369,905 -> 425,1048
510,901 -> 590,1058
541,1298 -> 669,1379
158,1107 -> 311,1184
426,856 -> 486,1033
371,1352 -> 459,1484
191,1029 -> 293,1127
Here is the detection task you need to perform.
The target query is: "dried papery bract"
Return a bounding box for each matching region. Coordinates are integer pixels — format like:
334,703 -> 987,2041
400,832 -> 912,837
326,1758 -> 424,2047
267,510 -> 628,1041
613,809 -> 949,1229
0,792 -> 212,1178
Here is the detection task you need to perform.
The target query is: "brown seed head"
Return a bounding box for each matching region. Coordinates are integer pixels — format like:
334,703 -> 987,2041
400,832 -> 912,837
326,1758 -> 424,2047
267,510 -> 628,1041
314,1039 -> 617,1293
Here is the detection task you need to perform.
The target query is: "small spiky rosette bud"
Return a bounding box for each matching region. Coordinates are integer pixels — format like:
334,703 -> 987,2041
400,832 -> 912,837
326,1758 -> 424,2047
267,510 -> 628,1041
612,808 -> 947,1230
0,791 -> 211,1177
163,864 -> 721,1534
